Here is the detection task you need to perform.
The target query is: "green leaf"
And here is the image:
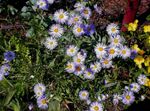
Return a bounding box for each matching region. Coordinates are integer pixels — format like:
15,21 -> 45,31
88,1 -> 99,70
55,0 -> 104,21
146,14 -> 150,21
48,100 -> 61,111
4,89 -> 16,106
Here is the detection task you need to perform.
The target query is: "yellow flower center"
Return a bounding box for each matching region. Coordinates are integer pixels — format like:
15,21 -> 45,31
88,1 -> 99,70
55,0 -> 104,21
111,28 -> 116,32
40,2 -> 44,6
41,99 -> 47,104
87,72 -> 91,76
98,47 -> 103,51
122,50 -> 126,55
77,58 -> 81,63
70,48 -> 75,53
94,65 -> 97,69
54,28 -> 59,33
82,93 -> 87,97
67,64 -> 72,69
84,9 -> 89,14
48,42 -> 53,45
109,49 -> 115,54
126,95 -> 131,100
39,87 -> 42,91
77,28 -> 82,32
74,17 -> 79,22
37,92 -> 41,96
114,38 -> 118,43
59,14 -> 64,19
104,60 -> 109,64
93,106 -> 99,111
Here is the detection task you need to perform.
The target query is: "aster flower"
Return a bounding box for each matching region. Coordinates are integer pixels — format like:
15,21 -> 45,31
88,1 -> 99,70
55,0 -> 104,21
83,24 -> 95,36
137,74 -> 147,85
73,24 -> 84,37
77,49 -> 87,59
44,37 -> 58,50
81,7 -> 92,19
37,96 -> 48,109
101,57 -> 112,69
118,45 -> 131,59
65,62 -> 75,73
122,91 -> 135,105
79,90 -> 89,101
74,2 -> 85,12
109,35 -> 123,47
90,62 -> 101,73
83,68 -> 95,80
66,45 -> 79,57
94,43 -> 107,59
106,23 -> 119,36
68,13 -> 82,26
34,83 -> 46,93
106,46 -> 118,59
74,64 -> 85,76
53,9 -> 69,24
89,102 -> 103,111
130,83 -> 140,93
113,94 -> 122,105
36,0 -> 48,10
34,83 -> 46,98
73,54 -> 85,65
49,24 -> 64,38
4,51 -> 16,62
0,64 -> 11,76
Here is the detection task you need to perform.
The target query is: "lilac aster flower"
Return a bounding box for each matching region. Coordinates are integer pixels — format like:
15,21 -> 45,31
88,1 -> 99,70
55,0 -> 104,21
4,51 -> 15,62
122,91 -> 135,105
36,0 -> 49,10
37,96 -> 48,109
83,68 -> 95,80
0,64 -> 11,76
83,24 -> 95,36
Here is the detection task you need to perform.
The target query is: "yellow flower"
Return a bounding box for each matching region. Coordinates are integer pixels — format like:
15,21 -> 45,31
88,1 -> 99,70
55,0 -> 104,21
134,56 -> 144,68
144,78 -> 150,86
132,44 -> 140,52
128,20 -> 138,31
148,66 -> 150,74
132,44 -> 145,55
144,56 -> 150,67
138,50 -> 145,55
143,25 -> 150,33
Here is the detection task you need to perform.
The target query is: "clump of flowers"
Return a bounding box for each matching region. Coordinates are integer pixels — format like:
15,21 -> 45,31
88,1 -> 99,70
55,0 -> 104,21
33,83 -> 48,109
0,51 -> 15,81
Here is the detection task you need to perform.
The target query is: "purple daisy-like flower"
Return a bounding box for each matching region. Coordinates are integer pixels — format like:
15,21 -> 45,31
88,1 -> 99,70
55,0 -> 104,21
0,64 -> 11,76
36,0 -> 49,10
83,68 -> 95,80
37,95 -> 48,109
74,64 -> 85,76
4,51 -> 15,62
83,24 -> 95,36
